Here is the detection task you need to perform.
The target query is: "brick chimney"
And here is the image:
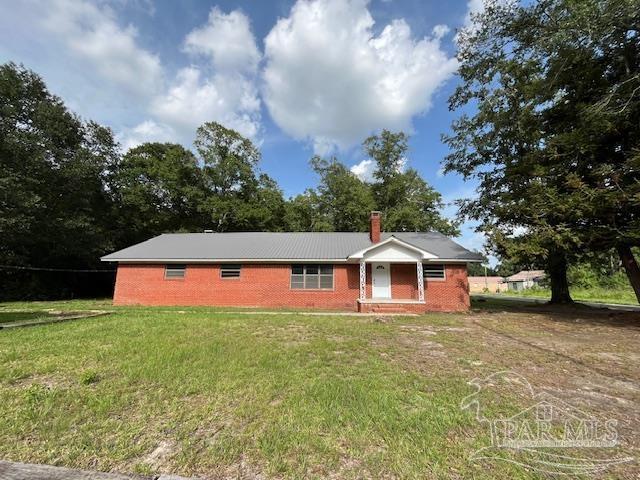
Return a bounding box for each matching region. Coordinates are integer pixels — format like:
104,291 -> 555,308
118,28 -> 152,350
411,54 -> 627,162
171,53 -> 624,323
369,211 -> 381,243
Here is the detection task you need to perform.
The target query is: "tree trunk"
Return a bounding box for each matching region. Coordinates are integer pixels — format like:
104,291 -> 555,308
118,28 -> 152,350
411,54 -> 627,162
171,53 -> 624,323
617,245 -> 640,304
547,251 -> 573,304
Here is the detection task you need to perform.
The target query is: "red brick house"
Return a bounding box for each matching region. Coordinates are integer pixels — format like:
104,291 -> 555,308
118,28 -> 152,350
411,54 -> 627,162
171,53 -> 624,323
101,212 -> 482,312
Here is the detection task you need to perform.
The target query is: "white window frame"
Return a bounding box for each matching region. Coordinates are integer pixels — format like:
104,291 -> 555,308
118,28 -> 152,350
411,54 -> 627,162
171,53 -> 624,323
220,264 -> 242,279
165,264 -> 186,279
423,263 -> 446,281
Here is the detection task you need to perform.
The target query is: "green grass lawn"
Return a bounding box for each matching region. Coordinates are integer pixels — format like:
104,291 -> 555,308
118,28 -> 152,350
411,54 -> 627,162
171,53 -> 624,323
0,300 -> 637,479
489,286 -> 639,305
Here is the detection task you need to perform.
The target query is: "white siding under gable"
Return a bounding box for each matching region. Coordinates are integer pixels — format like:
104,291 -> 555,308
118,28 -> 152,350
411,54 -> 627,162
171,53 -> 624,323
363,242 -> 424,262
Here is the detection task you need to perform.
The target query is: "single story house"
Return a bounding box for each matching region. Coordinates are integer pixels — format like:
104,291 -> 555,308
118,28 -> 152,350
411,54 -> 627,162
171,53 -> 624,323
468,276 -> 506,293
506,270 -> 546,291
101,212 -> 483,313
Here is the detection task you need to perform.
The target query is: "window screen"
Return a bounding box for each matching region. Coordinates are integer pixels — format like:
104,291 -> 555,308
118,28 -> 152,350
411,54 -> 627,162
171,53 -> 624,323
291,264 -> 333,289
423,264 -> 445,279
220,264 -> 241,278
165,264 -> 186,278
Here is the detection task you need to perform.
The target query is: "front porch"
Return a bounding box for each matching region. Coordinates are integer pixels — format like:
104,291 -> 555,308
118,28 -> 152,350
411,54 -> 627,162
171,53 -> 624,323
355,260 -> 426,313
347,235 -> 451,313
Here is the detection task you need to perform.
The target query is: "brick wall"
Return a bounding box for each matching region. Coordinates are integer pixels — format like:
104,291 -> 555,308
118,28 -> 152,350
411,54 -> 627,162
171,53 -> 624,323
113,263 -> 360,310
112,262 -> 469,312
424,264 -> 470,312
391,263 -> 419,300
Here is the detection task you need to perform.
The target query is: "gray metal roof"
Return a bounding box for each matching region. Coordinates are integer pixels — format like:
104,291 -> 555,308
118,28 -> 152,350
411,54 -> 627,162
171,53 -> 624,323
506,270 -> 546,282
101,232 -> 484,262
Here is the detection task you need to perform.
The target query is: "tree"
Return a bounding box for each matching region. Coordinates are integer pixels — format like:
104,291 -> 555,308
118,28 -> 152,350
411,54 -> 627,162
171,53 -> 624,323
284,190 -> 333,232
194,122 -> 286,232
364,130 -> 459,235
231,173 -> 288,232
310,156 -> 375,231
109,142 -> 205,245
0,63 -> 116,298
468,261 -> 498,276
444,0 -> 640,303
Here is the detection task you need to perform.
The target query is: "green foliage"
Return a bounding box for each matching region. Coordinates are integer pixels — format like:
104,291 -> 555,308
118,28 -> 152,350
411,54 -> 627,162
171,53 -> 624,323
195,122 -> 286,232
444,0 -> 640,302
0,63 -> 116,299
310,156 -> 375,231
366,130 -> 459,235
109,142 -> 205,245
284,190 -> 333,232
297,130 -> 459,234
467,262 -> 498,276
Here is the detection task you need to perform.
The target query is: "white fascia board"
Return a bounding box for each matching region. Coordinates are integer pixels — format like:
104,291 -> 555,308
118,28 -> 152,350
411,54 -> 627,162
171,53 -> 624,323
347,236 -> 438,260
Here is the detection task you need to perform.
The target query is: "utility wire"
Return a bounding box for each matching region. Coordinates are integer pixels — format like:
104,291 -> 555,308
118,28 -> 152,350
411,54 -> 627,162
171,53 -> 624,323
0,265 -> 115,273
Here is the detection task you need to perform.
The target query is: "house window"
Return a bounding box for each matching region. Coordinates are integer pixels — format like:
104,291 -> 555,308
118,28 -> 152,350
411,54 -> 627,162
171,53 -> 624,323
220,264 -> 241,278
165,264 -> 186,279
423,264 -> 445,280
291,264 -> 333,289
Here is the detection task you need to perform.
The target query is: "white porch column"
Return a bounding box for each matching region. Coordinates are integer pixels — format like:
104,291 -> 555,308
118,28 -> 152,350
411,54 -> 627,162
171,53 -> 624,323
359,259 -> 366,300
417,261 -> 425,302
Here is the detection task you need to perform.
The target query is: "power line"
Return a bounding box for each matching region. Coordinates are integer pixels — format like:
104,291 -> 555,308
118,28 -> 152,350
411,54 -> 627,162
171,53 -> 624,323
0,265 -> 115,273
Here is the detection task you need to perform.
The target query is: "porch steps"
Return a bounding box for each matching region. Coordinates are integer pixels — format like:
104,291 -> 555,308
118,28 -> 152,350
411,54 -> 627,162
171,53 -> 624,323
370,304 -> 410,313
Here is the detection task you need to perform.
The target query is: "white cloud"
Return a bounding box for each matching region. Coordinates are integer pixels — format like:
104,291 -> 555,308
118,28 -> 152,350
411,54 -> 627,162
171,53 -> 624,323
40,0 -> 163,98
262,0 -> 458,153
463,0 -> 486,27
350,159 -> 375,182
118,120 -> 176,151
184,7 -> 261,74
151,66 -> 261,141
150,8 -> 262,142
26,2 -> 262,144
432,24 -> 450,39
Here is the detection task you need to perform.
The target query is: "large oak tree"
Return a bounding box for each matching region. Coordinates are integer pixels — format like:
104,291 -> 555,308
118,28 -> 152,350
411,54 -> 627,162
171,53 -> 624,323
444,0 -> 640,303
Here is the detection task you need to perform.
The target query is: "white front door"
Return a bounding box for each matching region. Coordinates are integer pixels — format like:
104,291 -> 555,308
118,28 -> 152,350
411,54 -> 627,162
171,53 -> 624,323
372,262 -> 391,299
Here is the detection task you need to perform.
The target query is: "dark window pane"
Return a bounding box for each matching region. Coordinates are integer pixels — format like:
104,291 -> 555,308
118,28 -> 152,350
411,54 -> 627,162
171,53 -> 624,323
305,264 -> 319,275
221,264 -> 241,278
292,265 -> 304,275
319,265 -> 333,274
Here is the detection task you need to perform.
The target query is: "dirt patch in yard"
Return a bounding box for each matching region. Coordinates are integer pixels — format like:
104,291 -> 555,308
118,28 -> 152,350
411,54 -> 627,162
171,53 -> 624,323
384,306 -> 640,478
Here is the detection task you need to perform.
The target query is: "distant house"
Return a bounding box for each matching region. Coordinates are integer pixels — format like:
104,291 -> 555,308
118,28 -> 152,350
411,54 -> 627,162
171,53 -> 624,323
101,212 -> 483,313
506,270 -> 546,291
468,276 -> 506,293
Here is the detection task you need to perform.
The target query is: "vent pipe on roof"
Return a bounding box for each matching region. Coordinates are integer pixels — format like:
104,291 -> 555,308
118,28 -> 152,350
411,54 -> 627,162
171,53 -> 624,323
370,211 -> 381,243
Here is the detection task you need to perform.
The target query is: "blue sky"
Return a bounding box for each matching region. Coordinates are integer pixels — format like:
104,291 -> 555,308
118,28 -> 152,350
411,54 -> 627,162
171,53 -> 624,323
0,0 -> 487,257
